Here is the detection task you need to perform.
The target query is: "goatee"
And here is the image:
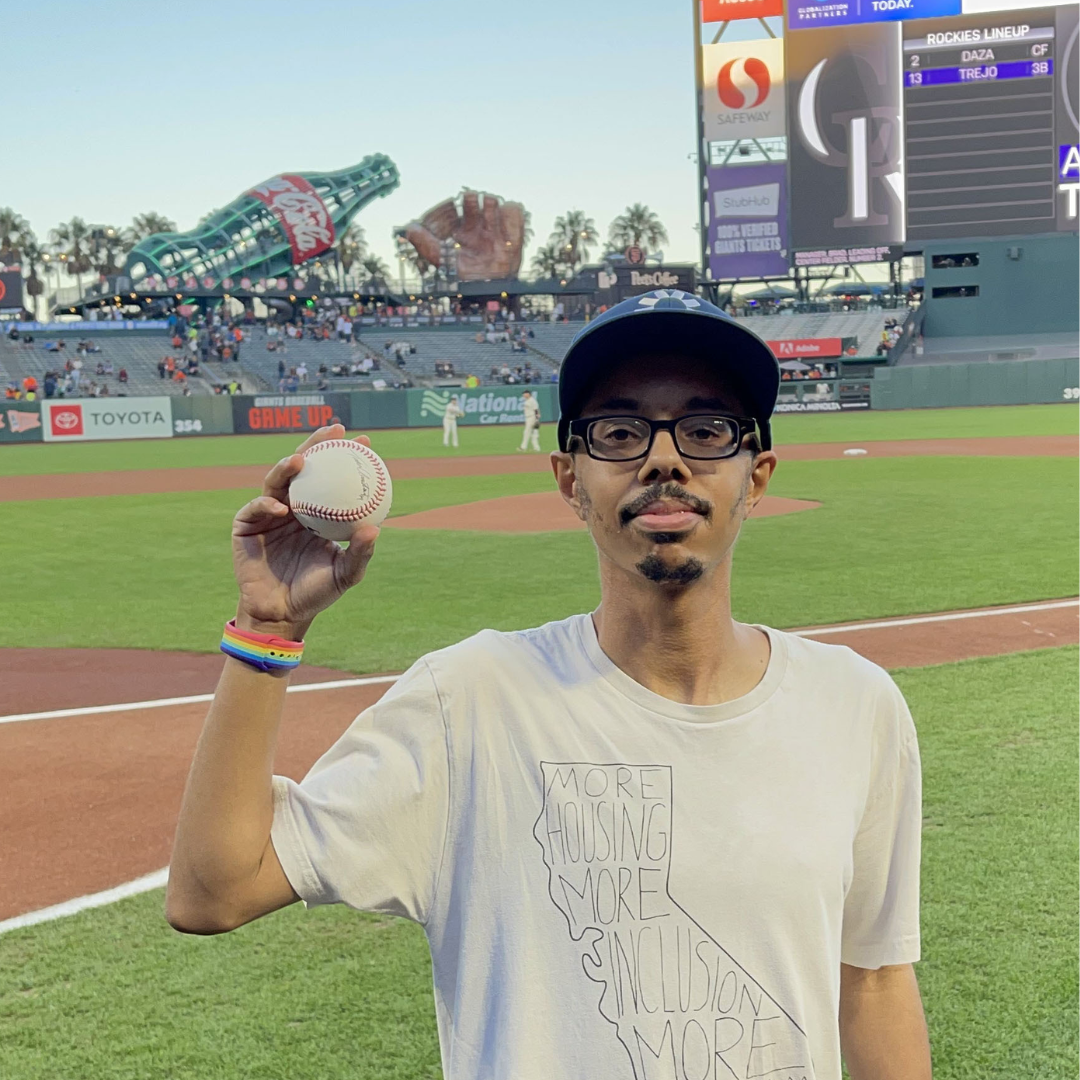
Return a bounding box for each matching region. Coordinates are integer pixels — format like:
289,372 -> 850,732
635,553 -> 705,585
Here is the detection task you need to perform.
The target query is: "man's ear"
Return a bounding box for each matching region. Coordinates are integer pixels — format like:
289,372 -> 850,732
550,450 -> 587,521
744,450 -> 778,515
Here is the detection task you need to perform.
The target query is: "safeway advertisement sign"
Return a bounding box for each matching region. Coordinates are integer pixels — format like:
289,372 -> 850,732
767,337 -> 844,358
701,38 -> 785,142
43,398 -> 174,442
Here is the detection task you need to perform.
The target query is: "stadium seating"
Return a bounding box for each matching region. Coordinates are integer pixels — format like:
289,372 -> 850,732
0,331 -> 213,396
730,308 -> 904,355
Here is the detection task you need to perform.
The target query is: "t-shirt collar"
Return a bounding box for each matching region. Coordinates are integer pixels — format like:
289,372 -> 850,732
574,612 -> 787,725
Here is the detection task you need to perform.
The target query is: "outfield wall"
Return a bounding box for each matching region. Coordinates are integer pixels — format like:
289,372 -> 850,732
2,364 -> 1075,444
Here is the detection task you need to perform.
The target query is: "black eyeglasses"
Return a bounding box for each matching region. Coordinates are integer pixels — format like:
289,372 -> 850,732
567,414 -> 759,462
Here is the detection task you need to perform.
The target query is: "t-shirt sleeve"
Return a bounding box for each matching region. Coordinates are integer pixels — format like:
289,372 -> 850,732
841,675 -> 922,969
269,657 -> 449,924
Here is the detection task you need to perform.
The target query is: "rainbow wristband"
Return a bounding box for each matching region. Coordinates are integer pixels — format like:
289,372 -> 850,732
220,619 -> 304,673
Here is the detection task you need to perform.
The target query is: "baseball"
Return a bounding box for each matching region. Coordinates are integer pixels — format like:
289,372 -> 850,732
288,439 -> 393,541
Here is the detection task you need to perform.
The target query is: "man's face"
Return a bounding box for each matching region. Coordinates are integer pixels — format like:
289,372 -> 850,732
552,354 -> 777,588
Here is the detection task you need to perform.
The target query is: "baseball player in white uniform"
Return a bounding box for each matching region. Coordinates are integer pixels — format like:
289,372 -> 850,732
442,395 -> 464,447
518,389 -> 541,452
168,289 -> 930,1080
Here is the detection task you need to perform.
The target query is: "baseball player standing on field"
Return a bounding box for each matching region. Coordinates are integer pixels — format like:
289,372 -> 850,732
168,289 -> 930,1080
518,388 -> 542,451
442,394 -> 464,447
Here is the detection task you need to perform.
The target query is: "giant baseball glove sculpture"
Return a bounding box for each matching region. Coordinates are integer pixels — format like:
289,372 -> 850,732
400,190 -> 526,280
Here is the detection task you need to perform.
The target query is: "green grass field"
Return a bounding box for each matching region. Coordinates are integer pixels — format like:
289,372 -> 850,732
0,403 -> 1074,476
2,648 -> 1075,1079
0,404 -> 1076,1078
0,455 -> 1074,671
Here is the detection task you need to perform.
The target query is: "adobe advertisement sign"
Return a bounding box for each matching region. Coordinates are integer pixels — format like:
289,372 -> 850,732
233,393 -> 352,434
706,163 -> 790,278
786,23 -> 906,251
702,0 -> 783,20
42,398 -> 174,442
767,337 -> 846,358
788,0 -> 960,31
247,174 -> 336,266
702,38 -> 786,142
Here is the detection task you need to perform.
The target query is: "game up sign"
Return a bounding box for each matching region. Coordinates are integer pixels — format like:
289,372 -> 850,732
233,393 -> 353,434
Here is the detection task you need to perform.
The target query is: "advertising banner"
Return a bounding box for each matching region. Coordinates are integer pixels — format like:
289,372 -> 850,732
702,38 -> 786,142
786,23 -> 906,252
702,0 -> 784,20
0,270 -> 24,312
767,337 -> 845,357
788,0 -> 960,31
232,393 -> 352,434
41,398 -> 173,442
0,403 -> 43,443
247,174 -> 336,266
707,163 -> 790,278
407,385 -> 558,428
1056,3 -> 1080,230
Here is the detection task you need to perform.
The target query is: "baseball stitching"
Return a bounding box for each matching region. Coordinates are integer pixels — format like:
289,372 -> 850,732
292,440 -> 390,522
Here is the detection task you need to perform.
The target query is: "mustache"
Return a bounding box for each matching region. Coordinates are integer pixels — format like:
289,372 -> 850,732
618,483 -> 713,527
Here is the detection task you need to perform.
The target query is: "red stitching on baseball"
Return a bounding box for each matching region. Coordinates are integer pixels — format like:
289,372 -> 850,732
292,439 -> 390,522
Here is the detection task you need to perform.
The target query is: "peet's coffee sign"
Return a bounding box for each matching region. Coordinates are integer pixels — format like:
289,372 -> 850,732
233,393 -> 353,434
595,265 -> 696,302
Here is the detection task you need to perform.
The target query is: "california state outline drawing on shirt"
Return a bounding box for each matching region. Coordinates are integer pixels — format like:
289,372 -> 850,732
533,762 -> 815,1080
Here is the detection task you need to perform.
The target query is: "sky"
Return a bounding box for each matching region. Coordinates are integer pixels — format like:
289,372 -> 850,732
4,1 -> 772,277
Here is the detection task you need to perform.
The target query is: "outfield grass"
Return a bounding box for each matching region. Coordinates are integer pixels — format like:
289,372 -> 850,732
2,647 -> 1074,1079
0,455 -> 1074,672
0,404 -> 1074,476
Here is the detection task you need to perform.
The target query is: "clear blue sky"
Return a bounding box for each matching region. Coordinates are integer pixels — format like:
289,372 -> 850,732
5,1 -> 769,272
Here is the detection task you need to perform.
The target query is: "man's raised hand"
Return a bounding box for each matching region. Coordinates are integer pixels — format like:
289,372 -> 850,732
231,425 -> 379,639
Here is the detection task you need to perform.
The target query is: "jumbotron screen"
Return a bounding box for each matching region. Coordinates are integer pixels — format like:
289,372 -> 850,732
697,0 -> 1079,276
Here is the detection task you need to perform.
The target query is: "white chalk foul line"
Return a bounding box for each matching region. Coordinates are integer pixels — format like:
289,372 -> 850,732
0,868 -> 169,936
0,674 -> 400,726
794,599 -> 1078,637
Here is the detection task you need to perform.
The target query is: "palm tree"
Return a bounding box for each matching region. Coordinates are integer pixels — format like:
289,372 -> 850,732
127,211 -> 177,245
608,204 -> 669,255
50,217 -> 93,295
531,242 -> 567,281
0,208 -> 29,264
19,235 -> 46,318
361,255 -> 390,285
336,222 -> 366,288
550,210 -> 599,272
87,225 -> 126,277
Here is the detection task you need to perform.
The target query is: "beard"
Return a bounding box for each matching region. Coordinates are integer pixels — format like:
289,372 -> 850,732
635,552 -> 705,585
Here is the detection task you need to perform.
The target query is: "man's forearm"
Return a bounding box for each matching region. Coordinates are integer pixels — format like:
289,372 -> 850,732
840,963 -> 932,1080
166,656 -> 292,929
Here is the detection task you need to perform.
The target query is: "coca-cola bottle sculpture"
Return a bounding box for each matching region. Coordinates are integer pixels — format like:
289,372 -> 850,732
125,154 -> 399,289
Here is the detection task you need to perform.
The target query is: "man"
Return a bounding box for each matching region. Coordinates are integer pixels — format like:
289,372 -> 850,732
167,289 -> 930,1080
442,394 -> 464,448
518,388 -> 542,451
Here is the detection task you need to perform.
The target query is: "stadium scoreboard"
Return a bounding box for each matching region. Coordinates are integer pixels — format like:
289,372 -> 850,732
903,12 -> 1064,238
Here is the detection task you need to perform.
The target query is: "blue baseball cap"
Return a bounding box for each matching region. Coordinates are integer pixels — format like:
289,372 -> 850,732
557,289 -> 779,451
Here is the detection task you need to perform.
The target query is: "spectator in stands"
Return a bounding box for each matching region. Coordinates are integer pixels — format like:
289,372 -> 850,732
98,383 -> 109,397
6,327 -> 18,342
173,368 -> 187,387
158,358 -> 167,379
228,379 -> 241,395
118,367 -> 128,386
43,373 -> 57,399
166,355 -> 176,379
22,374 -> 37,396
5,383 -> 20,400
296,362 -> 308,382
316,376 -> 330,392
96,361 -> 106,377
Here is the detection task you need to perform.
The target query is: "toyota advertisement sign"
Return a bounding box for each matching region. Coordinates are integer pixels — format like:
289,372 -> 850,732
702,38 -> 786,142
42,398 -> 174,442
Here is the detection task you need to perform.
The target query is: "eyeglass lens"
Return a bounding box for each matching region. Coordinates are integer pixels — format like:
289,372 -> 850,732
588,416 -> 740,460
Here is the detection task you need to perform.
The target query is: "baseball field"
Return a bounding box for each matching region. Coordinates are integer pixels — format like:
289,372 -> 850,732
1,403 -> 1077,1079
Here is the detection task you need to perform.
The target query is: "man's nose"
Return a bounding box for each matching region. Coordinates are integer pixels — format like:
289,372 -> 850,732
637,429 -> 690,484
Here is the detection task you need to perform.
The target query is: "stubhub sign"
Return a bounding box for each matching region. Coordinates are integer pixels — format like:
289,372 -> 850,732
788,0 -> 960,30
42,397 -> 174,442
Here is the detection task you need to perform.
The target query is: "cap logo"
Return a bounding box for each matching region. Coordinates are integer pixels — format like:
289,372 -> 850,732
635,289 -> 701,310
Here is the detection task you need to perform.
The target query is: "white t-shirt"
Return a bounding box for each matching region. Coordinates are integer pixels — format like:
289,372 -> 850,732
272,615 -> 921,1080
522,396 -> 541,424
